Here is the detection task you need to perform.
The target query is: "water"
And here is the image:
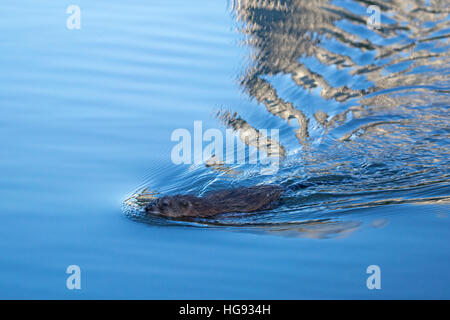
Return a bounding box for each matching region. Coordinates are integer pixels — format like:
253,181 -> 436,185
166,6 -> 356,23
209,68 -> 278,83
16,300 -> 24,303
0,0 -> 449,299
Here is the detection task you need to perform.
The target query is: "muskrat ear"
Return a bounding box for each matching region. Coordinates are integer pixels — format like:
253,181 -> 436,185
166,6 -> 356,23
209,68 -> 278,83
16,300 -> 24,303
180,199 -> 190,207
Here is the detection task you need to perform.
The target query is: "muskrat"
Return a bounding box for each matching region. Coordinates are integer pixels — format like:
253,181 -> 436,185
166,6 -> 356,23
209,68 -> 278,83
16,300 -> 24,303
145,185 -> 284,218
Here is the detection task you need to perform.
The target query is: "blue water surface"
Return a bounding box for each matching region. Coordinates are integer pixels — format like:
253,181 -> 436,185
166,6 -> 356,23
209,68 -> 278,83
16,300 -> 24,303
0,0 -> 449,299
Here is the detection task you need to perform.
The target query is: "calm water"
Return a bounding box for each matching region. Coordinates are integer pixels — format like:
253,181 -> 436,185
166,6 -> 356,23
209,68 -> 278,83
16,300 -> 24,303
1,0 -> 449,299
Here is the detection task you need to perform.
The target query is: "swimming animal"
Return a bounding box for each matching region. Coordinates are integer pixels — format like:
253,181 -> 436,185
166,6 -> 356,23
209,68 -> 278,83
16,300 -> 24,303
145,185 -> 284,218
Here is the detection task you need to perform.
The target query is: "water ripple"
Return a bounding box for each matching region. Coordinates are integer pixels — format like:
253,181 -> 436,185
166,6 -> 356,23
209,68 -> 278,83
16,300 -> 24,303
124,0 -> 450,238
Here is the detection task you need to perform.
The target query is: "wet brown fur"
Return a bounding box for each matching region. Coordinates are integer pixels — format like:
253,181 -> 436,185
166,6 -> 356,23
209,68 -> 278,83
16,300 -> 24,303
145,185 -> 284,218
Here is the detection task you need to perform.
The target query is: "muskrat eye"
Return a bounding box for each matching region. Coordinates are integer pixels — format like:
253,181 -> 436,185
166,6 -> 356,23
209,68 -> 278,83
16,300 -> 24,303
160,199 -> 170,208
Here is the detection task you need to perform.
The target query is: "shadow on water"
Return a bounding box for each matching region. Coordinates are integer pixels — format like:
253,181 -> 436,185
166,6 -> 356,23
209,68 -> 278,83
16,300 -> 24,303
123,0 -> 450,238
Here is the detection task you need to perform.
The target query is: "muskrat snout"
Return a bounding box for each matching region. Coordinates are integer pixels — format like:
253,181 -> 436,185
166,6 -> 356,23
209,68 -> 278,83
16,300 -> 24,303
145,199 -> 160,214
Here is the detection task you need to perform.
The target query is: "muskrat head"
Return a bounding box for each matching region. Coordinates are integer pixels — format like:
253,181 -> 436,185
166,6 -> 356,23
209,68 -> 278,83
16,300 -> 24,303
145,195 -> 193,218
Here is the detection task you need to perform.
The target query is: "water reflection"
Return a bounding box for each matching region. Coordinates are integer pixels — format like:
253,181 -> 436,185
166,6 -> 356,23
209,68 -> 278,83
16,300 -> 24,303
231,0 -> 449,139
